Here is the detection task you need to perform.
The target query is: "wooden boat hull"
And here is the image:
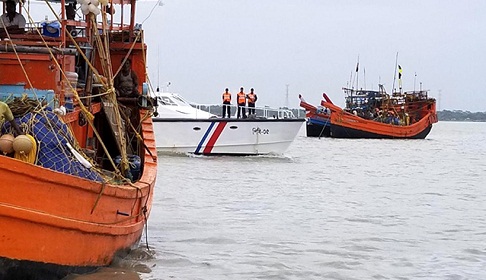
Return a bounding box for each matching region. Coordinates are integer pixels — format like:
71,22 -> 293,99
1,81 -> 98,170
153,118 -> 304,155
0,257 -> 96,280
330,122 -> 433,139
323,101 -> 438,139
306,117 -> 331,137
299,94 -> 331,138
0,113 -> 157,278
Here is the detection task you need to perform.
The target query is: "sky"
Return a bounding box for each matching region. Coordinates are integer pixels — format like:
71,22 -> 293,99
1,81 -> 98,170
29,0 -> 486,112
136,0 -> 486,112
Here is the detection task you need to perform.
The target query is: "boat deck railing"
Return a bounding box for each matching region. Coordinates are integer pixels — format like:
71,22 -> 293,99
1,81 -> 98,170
193,103 -> 302,119
1,0 -> 142,45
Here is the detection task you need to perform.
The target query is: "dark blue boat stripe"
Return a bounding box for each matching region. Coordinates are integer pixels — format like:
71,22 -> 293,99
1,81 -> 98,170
195,122 -> 216,154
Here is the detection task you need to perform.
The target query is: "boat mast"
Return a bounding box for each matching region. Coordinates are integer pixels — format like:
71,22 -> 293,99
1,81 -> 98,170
391,52 -> 399,94
355,55 -> 359,90
285,84 -> 289,108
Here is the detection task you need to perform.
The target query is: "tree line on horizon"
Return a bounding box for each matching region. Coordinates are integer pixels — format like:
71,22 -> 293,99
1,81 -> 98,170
437,110 -> 486,122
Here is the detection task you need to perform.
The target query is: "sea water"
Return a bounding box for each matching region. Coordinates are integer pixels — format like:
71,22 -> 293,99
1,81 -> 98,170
70,121 -> 486,280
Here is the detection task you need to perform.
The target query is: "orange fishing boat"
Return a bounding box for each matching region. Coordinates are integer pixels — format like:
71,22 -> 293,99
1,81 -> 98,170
317,85 -> 438,138
0,0 -> 157,278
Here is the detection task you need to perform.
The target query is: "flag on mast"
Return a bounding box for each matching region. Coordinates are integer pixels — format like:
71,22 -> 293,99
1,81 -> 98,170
398,65 -> 403,90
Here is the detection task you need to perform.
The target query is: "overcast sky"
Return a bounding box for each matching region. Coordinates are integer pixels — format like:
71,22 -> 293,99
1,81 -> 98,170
135,0 -> 486,112
28,0 -> 486,112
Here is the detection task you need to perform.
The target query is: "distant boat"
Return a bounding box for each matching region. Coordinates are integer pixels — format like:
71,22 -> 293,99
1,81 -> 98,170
0,0 -> 157,278
300,85 -> 438,138
152,92 -> 304,155
299,94 -> 331,137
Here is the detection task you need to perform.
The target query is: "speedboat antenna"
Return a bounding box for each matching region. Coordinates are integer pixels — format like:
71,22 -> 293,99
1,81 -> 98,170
156,46 -> 160,92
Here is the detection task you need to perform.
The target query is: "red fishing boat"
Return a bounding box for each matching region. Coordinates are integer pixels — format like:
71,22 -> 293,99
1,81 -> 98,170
318,85 -> 438,138
0,0 -> 157,278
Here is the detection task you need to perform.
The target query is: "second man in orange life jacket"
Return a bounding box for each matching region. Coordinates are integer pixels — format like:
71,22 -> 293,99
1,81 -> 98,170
247,88 -> 258,116
222,88 -> 231,118
237,87 -> 247,119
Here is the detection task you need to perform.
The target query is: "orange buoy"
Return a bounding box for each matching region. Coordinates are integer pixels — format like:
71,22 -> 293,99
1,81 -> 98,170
0,134 -> 15,154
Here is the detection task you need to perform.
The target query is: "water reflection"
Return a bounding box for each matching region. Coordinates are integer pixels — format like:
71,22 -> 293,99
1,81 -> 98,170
63,247 -> 155,280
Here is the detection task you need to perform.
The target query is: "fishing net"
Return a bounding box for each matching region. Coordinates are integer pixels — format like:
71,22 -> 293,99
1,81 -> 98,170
1,107 -> 104,182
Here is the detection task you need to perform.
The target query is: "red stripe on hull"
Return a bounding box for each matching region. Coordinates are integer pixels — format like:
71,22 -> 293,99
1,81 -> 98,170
203,122 -> 227,154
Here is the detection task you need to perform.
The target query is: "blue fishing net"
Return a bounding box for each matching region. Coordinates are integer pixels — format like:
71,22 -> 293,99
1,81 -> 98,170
2,110 -> 103,182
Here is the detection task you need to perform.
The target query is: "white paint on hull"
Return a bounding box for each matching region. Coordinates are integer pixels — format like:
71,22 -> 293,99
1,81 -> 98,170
153,119 -> 303,155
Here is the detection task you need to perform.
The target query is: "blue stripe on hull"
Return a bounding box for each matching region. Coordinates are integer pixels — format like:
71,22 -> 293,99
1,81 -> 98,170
195,122 -> 216,154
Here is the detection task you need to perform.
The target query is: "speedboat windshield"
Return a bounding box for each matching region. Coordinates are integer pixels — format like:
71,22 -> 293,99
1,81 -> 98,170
158,93 -> 191,107
158,96 -> 176,106
171,94 -> 191,106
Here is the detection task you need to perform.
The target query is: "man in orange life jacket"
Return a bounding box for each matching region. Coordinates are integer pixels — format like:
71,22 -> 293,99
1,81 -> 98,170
247,88 -> 258,116
236,87 -> 247,119
222,88 -> 231,118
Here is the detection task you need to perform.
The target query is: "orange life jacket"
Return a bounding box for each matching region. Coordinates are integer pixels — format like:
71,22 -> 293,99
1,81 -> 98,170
223,92 -> 231,102
247,93 -> 256,103
237,92 -> 246,104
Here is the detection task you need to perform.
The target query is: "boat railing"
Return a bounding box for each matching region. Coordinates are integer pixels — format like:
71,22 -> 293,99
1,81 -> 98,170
192,103 -> 300,119
0,0 -> 142,45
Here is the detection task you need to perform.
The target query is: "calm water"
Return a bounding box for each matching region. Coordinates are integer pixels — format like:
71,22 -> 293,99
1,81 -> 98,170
80,121 -> 486,280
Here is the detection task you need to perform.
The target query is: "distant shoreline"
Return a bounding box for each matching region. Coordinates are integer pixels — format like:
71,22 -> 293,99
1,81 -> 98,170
438,110 -> 486,122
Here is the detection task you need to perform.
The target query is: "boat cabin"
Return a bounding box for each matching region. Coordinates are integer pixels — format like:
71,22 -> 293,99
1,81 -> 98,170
341,84 -> 436,125
0,0 -> 155,179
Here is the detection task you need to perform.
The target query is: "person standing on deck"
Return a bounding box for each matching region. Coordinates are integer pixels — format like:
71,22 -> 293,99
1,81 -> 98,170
236,87 -> 246,119
114,58 -> 139,98
114,58 -> 140,142
247,88 -> 258,116
66,3 -> 76,20
0,0 -> 26,37
222,88 -> 231,118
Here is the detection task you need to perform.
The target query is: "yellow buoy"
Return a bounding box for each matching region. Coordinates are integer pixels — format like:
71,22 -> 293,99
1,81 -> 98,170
14,134 -> 37,164
0,134 -> 15,154
13,135 -> 34,154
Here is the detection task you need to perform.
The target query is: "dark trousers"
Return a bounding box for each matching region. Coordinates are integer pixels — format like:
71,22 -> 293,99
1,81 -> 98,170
237,104 -> 246,119
248,103 -> 255,115
222,102 -> 231,118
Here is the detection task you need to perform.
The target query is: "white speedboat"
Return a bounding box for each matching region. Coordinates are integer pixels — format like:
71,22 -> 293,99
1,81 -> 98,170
152,92 -> 304,155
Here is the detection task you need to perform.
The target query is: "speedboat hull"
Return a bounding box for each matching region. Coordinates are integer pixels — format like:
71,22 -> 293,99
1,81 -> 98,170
153,118 -> 304,155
